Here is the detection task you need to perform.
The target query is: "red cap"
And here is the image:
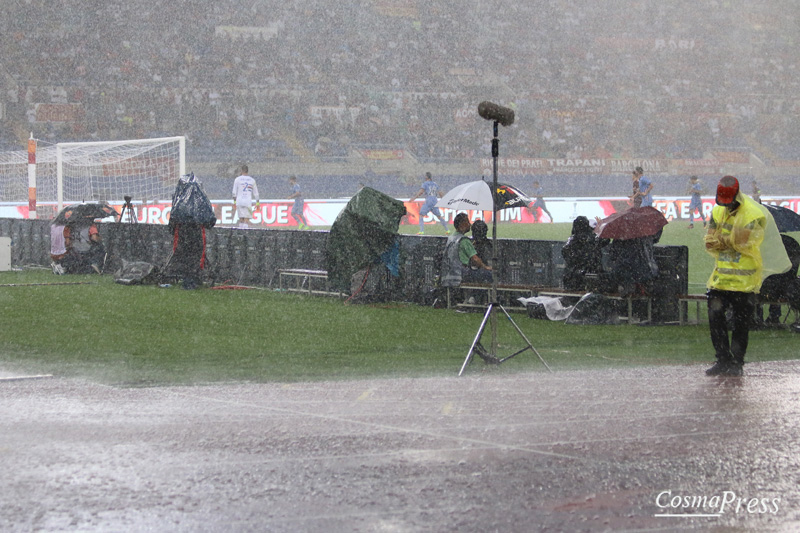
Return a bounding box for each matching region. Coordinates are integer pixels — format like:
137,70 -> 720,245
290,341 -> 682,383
716,175 -> 739,205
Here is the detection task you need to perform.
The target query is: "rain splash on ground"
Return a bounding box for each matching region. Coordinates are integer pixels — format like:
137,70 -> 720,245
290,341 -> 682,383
2,361 -> 800,532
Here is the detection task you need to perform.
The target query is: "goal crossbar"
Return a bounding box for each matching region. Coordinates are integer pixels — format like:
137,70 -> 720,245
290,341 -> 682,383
55,136 -> 186,211
0,136 -> 185,215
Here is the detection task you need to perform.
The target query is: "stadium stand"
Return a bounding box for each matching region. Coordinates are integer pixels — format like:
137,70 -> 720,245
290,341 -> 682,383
1,0 -> 798,198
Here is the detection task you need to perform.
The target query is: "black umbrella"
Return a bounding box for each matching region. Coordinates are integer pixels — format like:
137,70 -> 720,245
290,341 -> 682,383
494,183 -> 532,211
764,204 -> 800,233
52,202 -> 119,226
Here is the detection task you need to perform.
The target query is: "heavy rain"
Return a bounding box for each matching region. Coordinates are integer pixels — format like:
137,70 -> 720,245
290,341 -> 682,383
1,0 -> 800,531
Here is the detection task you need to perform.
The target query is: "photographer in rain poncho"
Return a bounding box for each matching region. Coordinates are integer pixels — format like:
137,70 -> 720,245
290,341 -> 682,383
163,173 -> 217,289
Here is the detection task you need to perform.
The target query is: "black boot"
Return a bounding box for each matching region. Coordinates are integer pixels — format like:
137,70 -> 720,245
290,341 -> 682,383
724,363 -> 743,377
705,360 -> 730,376
725,357 -> 744,377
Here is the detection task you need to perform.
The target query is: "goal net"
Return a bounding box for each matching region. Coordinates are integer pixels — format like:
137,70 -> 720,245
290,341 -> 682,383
56,136 -> 185,207
0,136 -> 185,215
0,149 -> 28,204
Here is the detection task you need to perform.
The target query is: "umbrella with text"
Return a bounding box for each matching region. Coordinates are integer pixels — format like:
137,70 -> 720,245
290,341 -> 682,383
437,180 -> 532,213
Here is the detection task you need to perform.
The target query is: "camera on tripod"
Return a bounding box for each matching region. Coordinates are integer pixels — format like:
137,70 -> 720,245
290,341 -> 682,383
119,195 -> 137,224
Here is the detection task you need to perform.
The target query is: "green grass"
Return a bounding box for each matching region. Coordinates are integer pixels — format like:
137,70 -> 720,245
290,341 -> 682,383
2,221 -> 798,386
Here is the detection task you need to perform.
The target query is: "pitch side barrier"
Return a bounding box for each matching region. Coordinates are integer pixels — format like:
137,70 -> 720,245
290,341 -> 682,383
3,196 -> 799,226
1,218 -> 688,324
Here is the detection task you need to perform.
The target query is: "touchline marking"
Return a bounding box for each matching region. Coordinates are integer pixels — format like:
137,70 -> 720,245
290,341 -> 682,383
169,389 -> 585,462
0,374 -> 53,382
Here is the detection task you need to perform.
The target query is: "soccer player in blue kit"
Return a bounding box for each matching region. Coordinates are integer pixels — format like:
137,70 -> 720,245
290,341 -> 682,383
409,172 -> 449,235
288,175 -> 309,230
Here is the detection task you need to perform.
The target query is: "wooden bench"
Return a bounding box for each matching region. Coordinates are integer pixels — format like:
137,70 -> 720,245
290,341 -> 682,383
447,283 -> 540,312
447,284 -> 653,323
757,298 -> 799,327
678,294 -> 706,325
277,269 -> 342,297
679,293 -> 798,326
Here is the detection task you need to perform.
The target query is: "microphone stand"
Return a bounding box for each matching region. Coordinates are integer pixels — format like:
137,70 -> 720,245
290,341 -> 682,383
458,120 -> 551,375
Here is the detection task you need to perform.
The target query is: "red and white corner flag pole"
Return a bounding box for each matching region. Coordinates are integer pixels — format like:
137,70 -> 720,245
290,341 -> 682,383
27,133 -> 37,219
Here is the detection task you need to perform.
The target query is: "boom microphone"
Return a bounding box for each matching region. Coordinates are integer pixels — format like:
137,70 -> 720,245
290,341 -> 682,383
478,101 -> 515,127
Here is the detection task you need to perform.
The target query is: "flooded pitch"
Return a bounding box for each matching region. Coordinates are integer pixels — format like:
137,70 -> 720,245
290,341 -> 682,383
2,362 -> 800,532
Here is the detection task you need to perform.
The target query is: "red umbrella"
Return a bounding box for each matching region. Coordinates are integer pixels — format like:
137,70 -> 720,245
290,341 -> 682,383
594,206 -> 668,240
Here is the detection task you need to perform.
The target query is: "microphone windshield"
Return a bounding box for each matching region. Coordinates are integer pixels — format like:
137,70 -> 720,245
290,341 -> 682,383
478,101 -> 515,127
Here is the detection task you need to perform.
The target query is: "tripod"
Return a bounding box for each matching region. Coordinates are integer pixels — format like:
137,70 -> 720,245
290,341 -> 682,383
115,195 -> 149,264
458,120 -> 552,376
119,195 -> 138,224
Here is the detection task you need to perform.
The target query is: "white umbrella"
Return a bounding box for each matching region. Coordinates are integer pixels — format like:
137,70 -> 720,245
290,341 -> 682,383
436,180 -> 494,211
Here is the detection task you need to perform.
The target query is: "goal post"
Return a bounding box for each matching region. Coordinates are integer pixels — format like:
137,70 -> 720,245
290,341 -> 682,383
0,136 -> 185,216
55,136 -> 185,211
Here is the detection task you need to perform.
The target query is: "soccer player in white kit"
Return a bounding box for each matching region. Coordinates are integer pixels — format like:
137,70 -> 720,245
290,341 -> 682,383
232,165 -> 260,228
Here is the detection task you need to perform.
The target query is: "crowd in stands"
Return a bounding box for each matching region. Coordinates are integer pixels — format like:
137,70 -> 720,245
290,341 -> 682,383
2,0 -> 799,195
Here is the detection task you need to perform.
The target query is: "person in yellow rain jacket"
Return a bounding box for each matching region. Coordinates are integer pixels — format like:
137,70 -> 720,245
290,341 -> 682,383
703,175 -> 790,376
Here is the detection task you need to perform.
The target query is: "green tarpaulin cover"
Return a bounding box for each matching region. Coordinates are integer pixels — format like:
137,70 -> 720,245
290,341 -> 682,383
325,187 -> 407,290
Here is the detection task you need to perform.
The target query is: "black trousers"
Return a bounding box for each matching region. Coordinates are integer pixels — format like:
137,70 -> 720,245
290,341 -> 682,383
707,289 -> 757,364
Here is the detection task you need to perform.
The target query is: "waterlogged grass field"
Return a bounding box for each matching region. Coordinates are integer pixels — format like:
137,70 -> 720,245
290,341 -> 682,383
1,221 -> 798,385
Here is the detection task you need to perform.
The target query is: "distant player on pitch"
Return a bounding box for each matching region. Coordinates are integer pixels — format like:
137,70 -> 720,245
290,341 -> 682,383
232,165 -> 259,229
288,175 -> 310,230
409,172 -> 449,235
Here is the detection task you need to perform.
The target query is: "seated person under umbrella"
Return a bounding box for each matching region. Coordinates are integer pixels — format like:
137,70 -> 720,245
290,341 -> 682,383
757,234 -> 800,327
470,219 -> 493,268
593,207 -> 666,297
51,222 -> 106,274
441,213 -> 492,290
561,216 -> 608,291
50,224 -> 67,274
600,231 -> 661,297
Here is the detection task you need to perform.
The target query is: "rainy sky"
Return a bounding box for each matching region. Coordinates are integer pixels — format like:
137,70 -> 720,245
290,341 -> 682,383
1,1 -> 798,197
